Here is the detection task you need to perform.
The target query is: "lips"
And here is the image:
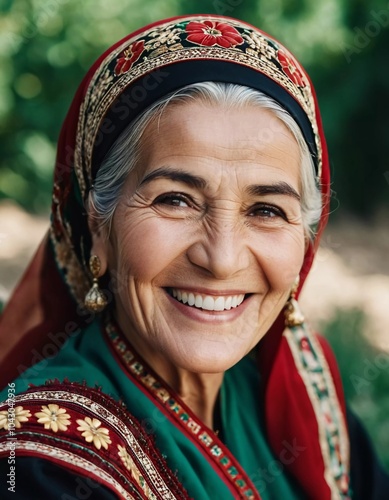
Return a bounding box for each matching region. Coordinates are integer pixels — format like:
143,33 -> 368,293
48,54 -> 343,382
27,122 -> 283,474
168,288 -> 246,311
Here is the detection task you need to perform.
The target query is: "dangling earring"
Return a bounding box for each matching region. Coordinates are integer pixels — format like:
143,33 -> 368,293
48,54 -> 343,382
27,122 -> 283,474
84,255 -> 108,312
284,276 -> 305,327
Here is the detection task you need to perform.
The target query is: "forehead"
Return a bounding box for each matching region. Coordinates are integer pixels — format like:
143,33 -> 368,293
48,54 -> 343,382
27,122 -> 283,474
137,100 -> 301,189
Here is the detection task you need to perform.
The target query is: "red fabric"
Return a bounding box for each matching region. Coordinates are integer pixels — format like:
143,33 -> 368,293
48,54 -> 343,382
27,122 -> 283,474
257,66 -> 335,498
185,20 -> 244,47
0,237 -> 77,385
0,15 -> 346,499
318,335 -> 348,420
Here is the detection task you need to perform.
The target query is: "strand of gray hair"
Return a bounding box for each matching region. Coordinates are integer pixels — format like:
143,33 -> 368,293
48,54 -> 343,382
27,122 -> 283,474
89,82 -> 322,237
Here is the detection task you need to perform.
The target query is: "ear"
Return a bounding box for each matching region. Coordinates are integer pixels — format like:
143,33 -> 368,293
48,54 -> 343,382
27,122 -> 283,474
87,195 -> 109,277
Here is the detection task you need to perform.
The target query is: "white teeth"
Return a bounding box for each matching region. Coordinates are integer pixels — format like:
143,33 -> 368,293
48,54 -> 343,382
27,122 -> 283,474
170,289 -> 245,311
188,293 -> 195,306
195,295 -> 202,308
202,296 -> 214,311
214,296 -> 225,311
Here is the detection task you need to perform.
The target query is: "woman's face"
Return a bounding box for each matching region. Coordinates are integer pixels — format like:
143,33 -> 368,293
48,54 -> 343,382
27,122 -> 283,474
92,101 -> 306,374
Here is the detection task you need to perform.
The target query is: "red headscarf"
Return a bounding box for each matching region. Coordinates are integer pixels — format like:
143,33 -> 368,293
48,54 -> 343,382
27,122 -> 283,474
0,15 -> 349,499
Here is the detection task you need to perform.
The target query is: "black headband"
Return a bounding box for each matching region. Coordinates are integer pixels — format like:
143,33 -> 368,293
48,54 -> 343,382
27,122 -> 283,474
91,59 -> 317,180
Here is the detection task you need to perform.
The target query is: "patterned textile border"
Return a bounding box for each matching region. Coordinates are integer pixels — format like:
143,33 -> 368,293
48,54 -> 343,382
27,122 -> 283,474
74,16 -> 321,198
105,318 -> 261,500
0,386 -> 191,500
0,440 -> 136,499
284,325 -> 351,499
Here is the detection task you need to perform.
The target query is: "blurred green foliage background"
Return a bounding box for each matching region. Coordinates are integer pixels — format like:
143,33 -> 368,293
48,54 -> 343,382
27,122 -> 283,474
0,0 -> 388,471
1,0 -> 389,215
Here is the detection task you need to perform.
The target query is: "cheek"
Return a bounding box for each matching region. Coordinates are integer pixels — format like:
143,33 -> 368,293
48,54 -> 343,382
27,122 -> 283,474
109,216 -> 191,281
254,229 -> 306,291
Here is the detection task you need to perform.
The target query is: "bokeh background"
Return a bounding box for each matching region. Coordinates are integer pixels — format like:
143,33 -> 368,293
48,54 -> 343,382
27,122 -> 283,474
1,0 -> 388,469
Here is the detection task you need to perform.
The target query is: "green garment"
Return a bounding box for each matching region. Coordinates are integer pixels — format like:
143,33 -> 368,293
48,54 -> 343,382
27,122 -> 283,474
0,320 -> 304,499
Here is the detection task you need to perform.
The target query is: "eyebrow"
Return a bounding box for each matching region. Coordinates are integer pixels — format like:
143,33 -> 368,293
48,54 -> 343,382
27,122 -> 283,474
139,167 -> 300,201
246,182 -> 301,201
139,167 -> 207,190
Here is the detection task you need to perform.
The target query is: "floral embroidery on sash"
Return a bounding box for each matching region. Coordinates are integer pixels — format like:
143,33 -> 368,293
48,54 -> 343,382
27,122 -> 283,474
35,403 -> 71,432
0,406 -> 31,430
0,384 -> 191,500
76,416 -> 112,450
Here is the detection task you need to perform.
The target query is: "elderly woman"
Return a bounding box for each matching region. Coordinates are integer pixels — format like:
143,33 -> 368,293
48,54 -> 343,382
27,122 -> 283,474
0,15 -> 387,500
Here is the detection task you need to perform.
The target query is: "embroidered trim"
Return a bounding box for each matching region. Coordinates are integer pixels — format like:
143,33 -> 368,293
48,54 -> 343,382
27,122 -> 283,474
104,318 -> 261,500
35,403 -> 71,432
284,325 -> 351,499
76,416 -> 112,450
0,441 -> 137,500
0,386 -> 191,500
0,405 -> 31,430
74,16 -> 321,200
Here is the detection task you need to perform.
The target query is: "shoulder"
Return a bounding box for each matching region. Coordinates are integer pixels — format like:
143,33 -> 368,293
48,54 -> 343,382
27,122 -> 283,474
0,382 -> 190,499
0,319 -> 116,400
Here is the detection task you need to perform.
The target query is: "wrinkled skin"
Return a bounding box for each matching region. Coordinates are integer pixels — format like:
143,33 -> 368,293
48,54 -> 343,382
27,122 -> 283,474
90,102 -> 306,425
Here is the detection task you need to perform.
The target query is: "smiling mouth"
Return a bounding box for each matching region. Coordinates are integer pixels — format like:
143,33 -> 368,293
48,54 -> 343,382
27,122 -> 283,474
167,288 -> 250,312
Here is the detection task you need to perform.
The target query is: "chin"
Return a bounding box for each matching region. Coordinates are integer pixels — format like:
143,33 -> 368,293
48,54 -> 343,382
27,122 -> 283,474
167,342 -> 250,374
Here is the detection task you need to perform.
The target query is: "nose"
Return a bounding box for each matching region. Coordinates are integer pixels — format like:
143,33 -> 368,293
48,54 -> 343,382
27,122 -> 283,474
186,219 -> 251,279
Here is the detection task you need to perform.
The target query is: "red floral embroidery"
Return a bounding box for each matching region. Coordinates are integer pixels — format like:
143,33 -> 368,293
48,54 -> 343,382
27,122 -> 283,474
278,50 -> 306,88
114,40 -> 145,75
186,21 -> 243,48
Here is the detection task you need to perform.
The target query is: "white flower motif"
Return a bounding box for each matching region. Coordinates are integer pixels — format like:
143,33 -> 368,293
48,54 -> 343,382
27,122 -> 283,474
0,406 -> 31,430
118,444 -> 136,471
35,404 -> 71,432
118,445 -> 145,488
76,416 -> 111,450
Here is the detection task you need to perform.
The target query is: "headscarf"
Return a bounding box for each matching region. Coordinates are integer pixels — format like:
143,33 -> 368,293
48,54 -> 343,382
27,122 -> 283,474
0,15 -> 350,499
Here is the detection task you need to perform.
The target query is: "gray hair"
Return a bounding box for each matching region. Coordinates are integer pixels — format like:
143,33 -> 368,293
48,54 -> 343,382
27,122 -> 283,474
89,82 -> 322,236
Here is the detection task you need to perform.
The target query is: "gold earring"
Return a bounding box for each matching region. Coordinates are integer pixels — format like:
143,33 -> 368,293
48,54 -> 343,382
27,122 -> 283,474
284,277 -> 305,327
84,255 -> 108,312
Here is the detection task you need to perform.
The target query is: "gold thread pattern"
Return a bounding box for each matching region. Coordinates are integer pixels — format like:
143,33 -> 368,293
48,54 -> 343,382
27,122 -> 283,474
284,324 -> 351,499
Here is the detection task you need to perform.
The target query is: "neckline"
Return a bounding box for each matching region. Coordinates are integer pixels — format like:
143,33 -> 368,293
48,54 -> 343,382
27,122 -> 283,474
103,315 -> 261,500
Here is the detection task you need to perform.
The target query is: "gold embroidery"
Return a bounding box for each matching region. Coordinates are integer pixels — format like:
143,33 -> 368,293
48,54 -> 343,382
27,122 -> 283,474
49,225 -> 90,306
118,445 -> 158,499
76,416 -> 112,450
118,444 -> 135,471
73,17 -> 322,201
0,406 -> 31,430
2,389 -> 186,499
284,325 -> 350,499
35,404 -> 71,433
0,441 -> 137,500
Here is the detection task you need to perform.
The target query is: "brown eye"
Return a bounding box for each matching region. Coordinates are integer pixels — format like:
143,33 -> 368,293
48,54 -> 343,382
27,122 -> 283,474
153,193 -> 192,208
249,204 -> 287,221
